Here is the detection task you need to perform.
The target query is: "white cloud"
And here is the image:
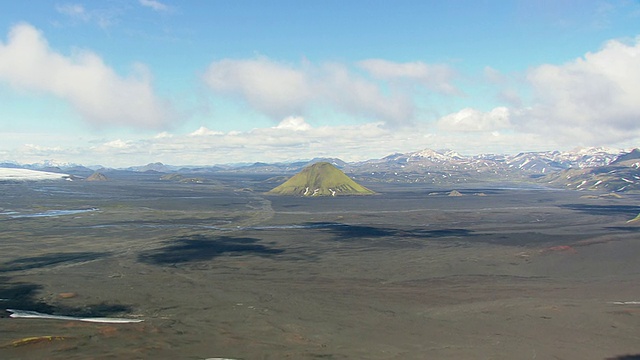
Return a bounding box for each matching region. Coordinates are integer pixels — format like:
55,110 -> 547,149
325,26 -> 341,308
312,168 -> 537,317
497,88 -> 523,107
5,122 -> 396,166
358,59 -> 460,95
102,139 -> 133,149
22,143 -> 64,153
320,62 -> 414,125
55,3 -> 119,28
189,126 -> 223,136
139,0 -> 170,12
203,57 -> 435,126
437,107 -> 511,132
2,117 -> 562,167
0,23 -> 176,129
483,66 -> 506,84
55,3 -> 89,20
514,37 -> 640,145
154,131 -> 173,139
275,116 -> 312,131
203,57 -> 311,119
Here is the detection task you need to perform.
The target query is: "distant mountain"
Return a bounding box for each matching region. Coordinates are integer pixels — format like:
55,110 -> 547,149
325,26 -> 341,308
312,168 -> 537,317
25,159 -> 78,168
63,165 -> 96,177
177,165 -> 227,173
268,162 -> 375,196
3,146 -> 636,191
308,157 -> 347,168
505,147 -> 622,173
127,162 -> 176,173
0,162 -> 21,169
374,149 -> 464,164
347,148 -> 515,184
540,149 -> 640,192
610,148 -> 640,166
221,157 -> 347,174
344,147 -> 626,185
160,173 -> 212,184
0,161 -> 96,177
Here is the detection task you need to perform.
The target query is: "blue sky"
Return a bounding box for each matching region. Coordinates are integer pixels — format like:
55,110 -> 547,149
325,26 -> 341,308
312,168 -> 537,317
1,0 -> 640,166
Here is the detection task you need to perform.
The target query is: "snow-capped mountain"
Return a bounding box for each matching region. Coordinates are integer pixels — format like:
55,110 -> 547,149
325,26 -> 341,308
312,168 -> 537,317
346,147 -> 630,186
377,149 -> 465,164
348,148 -> 513,184
541,149 -> 640,192
408,149 -> 465,162
505,147 -> 623,173
376,147 -> 622,172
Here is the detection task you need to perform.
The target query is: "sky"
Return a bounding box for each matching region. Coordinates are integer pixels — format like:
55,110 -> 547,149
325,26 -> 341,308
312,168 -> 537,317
1,0 -> 640,167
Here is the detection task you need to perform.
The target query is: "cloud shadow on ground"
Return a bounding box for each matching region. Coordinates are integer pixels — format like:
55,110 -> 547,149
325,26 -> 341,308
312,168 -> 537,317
302,222 -> 473,239
297,222 -> 580,248
300,222 -> 475,246
560,204 -> 640,216
137,234 -> 285,265
606,355 -> 640,360
0,252 -> 109,273
606,226 -> 640,232
0,276 -> 134,318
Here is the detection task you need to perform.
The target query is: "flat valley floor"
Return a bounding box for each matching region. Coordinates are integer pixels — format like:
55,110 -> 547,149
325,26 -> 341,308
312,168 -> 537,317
1,175 -> 640,359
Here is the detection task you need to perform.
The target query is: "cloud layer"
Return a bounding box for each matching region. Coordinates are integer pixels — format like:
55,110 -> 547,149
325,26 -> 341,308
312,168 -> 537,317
358,59 -> 459,95
3,115 -> 559,168
139,0 -> 170,12
516,37 -> 640,145
203,57 -> 312,120
3,19 -> 640,166
0,23 -> 175,129
203,57 -> 458,126
434,37 -> 640,148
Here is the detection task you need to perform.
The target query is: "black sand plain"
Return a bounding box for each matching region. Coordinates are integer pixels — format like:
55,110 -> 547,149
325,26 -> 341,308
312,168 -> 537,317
1,174 -> 640,359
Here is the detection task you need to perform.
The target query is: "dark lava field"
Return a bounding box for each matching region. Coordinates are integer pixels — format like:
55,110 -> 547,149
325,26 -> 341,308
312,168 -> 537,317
1,174 -> 640,359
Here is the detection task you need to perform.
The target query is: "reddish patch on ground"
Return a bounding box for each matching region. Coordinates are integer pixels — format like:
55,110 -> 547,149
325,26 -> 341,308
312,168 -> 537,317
62,321 -> 93,329
98,326 -> 119,337
58,292 -> 77,299
542,245 -> 577,254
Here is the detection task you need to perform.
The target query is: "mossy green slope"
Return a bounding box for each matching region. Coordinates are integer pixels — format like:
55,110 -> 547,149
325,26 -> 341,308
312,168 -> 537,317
268,162 -> 375,196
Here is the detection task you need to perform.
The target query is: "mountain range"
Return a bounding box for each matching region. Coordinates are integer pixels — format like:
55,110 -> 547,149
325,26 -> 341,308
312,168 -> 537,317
2,147 -> 639,192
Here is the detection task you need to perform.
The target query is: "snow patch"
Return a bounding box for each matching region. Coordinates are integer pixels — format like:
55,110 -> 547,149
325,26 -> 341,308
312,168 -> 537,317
0,168 -> 70,181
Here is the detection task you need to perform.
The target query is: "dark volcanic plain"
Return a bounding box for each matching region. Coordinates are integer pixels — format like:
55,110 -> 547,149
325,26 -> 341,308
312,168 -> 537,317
1,173 -> 640,359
